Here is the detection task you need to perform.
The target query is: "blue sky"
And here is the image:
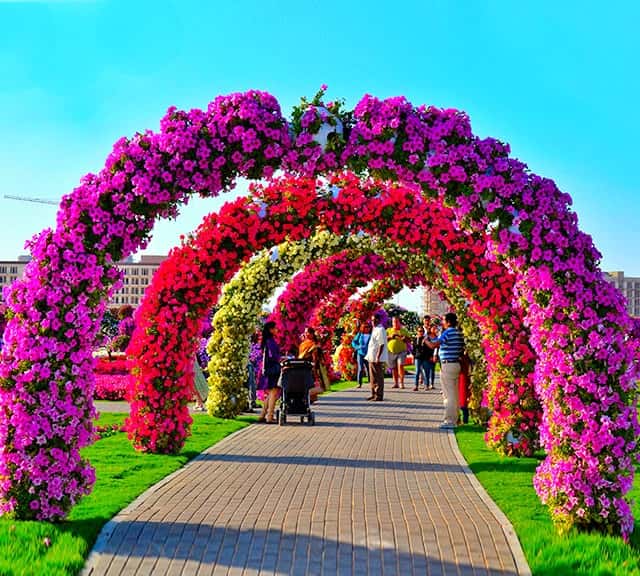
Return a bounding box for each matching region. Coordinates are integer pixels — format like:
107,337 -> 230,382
1,0 -> 639,312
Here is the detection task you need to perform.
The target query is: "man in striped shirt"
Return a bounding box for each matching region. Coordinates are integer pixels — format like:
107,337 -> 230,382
428,312 -> 465,429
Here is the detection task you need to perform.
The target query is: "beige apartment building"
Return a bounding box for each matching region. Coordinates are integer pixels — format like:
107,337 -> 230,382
0,255 -> 166,308
422,272 -> 640,319
422,287 -> 450,318
605,271 -> 640,318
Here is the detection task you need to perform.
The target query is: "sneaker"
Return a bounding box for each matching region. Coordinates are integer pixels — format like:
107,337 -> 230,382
366,396 -> 375,401
413,387 -> 418,391
391,385 -> 399,389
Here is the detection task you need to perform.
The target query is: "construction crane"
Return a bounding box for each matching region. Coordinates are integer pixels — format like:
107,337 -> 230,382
4,194 -> 57,205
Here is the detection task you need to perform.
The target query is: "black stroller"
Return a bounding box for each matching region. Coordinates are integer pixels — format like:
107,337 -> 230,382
275,359 -> 316,426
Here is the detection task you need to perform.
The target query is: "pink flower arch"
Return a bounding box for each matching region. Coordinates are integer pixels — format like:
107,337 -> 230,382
269,251 -> 410,354
0,90 -> 635,539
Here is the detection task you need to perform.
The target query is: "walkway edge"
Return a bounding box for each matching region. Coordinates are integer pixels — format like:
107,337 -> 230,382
81,422 -> 256,576
448,431 -> 532,576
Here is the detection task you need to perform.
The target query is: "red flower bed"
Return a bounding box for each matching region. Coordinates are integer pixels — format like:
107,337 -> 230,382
94,374 -> 129,401
95,357 -> 129,375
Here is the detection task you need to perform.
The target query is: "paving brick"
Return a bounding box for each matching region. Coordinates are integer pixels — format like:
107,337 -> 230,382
83,384 -> 529,575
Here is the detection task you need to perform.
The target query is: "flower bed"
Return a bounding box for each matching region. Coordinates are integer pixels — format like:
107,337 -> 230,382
94,374 -> 128,401
95,357 -> 128,375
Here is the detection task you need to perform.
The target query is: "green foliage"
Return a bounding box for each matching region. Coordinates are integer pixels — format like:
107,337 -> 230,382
323,379 -> 358,393
0,412 -> 253,576
289,86 -> 353,153
108,333 -> 130,353
456,426 -> 640,575
383,303 -> 420,332
98,308 -> 119,344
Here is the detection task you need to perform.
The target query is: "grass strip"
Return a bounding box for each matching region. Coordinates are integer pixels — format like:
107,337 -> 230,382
0,412 -> 254,576
455,425 -> 640,576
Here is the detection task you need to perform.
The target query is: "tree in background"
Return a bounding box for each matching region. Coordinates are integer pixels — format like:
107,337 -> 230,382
98,308 -> 120,357
108,305 -> 135,355
384,303 -> 420,332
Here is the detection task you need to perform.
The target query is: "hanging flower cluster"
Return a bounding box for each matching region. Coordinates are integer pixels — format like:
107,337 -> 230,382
0,87 -> 634,539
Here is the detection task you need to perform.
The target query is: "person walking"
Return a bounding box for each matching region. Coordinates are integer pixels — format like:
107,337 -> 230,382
426,324 -> 439,389
351,320 -> 371,388
412,326 -> 435,391
387,316 -> 411,388
257,321 -> 281,423
428,312 -> 465,429
298,326 -> 329,402
193,358 -> 209,411
365,311 -> 388,401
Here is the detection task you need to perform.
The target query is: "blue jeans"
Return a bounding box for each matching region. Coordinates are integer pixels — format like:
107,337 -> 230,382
245,363 -> 257,405
357,353 -> 369,387
415,358 -> 435,388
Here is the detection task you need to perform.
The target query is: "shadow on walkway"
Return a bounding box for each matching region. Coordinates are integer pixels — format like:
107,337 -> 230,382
90,520 -> 519,576
196,451 -> 466,474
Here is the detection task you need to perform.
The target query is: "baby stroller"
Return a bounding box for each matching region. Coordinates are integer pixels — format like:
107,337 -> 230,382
275,359 -> 316,426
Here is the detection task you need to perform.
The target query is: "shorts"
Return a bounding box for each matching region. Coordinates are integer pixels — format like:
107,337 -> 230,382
388,350 -> 407,367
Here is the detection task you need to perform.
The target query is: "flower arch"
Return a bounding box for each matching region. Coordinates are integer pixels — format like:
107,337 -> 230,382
204,230 -> 375,416
337,275 -> 488,417
0,89 -> 635,538
133,172 -> 536,454
269,248 -> 415,354
206,242 -> 412,407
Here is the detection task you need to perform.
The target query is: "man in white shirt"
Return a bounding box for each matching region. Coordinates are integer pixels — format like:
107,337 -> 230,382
365,311 -> 389,401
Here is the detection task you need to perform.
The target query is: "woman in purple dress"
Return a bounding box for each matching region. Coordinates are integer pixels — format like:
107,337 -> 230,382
257,321 -> 281,423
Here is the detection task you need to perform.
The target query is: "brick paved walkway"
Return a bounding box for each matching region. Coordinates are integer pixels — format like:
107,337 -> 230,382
85,384 -> 530,576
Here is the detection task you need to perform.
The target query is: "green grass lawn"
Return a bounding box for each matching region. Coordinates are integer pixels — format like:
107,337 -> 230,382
10,386 -> 639,575
323,379 -> 358,393
0,412 -> 254,576
456,425 -> 640,576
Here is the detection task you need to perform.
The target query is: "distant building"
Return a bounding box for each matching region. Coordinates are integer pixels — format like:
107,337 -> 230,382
422,287 -> 450,318
110,255 -> 166,307
0,255 -> 166,308
420,272 -> 640,320
0,260 -> 25,292
605,271 -> 640,318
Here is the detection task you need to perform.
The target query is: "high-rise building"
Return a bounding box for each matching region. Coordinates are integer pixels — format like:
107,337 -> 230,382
605,271 -> 640,318
422,287 -> 450,318
0,255 -> 166,308
421,272 -> 640,319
